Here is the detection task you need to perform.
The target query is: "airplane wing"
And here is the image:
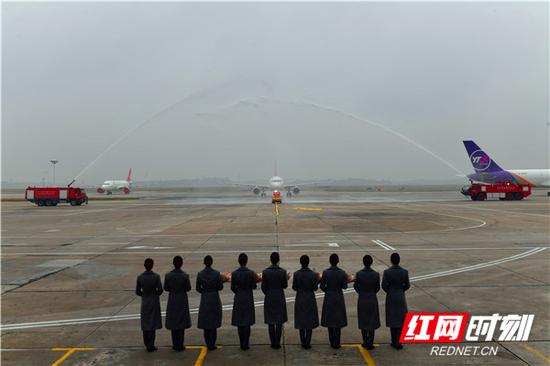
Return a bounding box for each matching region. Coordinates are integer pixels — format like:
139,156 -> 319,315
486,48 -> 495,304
283,182 -> 320,190
233,183 -> 270,189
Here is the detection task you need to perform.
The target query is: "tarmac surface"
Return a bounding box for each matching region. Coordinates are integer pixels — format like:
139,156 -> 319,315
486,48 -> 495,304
1,189 -> 549,365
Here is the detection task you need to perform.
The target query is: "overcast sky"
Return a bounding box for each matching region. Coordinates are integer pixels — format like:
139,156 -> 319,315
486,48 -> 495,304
2,2 -> 548,185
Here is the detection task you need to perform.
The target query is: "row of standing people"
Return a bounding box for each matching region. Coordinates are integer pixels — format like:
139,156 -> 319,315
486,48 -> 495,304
135,252 -> 410,352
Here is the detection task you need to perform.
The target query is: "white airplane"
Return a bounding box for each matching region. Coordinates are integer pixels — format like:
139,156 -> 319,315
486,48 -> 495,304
97,169 -> 133,195
238,167 -> 318,197
464,141 -> 550,187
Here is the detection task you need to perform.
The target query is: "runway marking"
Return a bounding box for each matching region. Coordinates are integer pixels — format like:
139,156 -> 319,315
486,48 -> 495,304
45,229 -> 60,233
275,203 -> 280,216
285,242 -> 340,248
411,247 -> 547,281
287,207 -> 324,211
187,346 -> 208,366
371,240 -> 394,251
434,203 -> 550,218
1,247 -> 545,331
342,344 -> 376,366
1,246 -> 548,256
125,246 -> 174,250
50,347 -> 95,366
521,343 -> 550,364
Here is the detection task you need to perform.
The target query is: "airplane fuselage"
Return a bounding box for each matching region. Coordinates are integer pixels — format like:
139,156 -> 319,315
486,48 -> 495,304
269,176 -> 284,190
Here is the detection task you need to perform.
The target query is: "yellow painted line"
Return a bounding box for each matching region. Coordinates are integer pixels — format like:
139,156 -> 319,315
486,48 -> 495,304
275,203 -> 280,216
287,207 -> 323,211
342,344 -> 377,366
186,346 -> 209,366
521,343 -> 550,364
50,348 -> 96,366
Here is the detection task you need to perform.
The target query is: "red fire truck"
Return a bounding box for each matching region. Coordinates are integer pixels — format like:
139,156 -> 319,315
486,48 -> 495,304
461,182 -> 531,201
25,186 -> 89,206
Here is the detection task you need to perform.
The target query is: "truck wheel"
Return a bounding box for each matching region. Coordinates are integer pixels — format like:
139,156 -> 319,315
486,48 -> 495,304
70,200 -> 76,206
514,192 -> 523,200
477,193 -> 486,201
37,201 -> 44,206
45,200 -> 52,206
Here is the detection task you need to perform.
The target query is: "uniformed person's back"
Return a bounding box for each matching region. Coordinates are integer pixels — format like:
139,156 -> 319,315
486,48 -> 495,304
292,254 -> 319,349
320,253 -> 348,349
164,255 -> 191,351
136,258 -> 163,352
382,252 -> 410,350
261,252 -> 288,349
196,255 -> 223,350
231,253 -> 257,350
354,255 -> 380,350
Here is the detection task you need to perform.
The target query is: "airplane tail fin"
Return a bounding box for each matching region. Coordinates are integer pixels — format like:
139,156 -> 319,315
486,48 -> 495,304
463,140 -> 504,173
127,168 -> 133,182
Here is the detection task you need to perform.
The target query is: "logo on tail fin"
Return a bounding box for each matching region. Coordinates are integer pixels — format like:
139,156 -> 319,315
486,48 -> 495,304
469,150 -> 492,172
127,168 -> 133,182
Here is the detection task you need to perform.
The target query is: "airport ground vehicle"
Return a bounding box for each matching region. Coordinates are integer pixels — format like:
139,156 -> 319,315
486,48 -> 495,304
461,182 -> 531,201
25,186 -> 89,206
272,190 -> 282,204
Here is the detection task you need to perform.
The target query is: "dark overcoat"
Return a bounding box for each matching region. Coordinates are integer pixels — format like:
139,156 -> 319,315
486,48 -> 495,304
261,265 -> 288,324
231,267 -> 257,327
382,265 -> 410,328
353,267 -> 381,330
292,268 -> 319,329
164,269 -> 192,330
196,267 -> 224,329
136,271 -> 163,331
320,266 -> 348,328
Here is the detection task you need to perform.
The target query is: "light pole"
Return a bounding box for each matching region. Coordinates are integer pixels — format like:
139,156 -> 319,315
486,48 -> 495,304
50,160 -> 59,185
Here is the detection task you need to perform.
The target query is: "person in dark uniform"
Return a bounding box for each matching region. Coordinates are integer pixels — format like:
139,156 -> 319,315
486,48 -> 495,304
231,253 -> 257,350
292,254 -> 319,349
135,258 -> 163,352
261,252 -> 288,349
196,255 -> 223,350
320,253 -> 348,349
382,252 -> 410,350
164,255 -> 192,351
353,255 -> 380,350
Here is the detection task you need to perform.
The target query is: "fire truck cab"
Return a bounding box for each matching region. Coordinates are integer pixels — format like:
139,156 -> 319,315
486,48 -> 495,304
272,190 -> 282,204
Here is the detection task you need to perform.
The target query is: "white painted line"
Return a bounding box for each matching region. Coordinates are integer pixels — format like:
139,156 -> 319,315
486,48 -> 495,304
1,247 -> 545,331
328,243 -> 340,247
126,246 -> 146,250
44,229 -> 60,233
1,246 -> 549,256
371,239 -> 394,250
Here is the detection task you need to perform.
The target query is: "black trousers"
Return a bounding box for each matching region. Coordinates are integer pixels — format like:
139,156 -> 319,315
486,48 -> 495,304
203,329 -> 217,350
390,327 -> 402,345
171,329 -> 185,350
142,330 -> 156,350
327,327 -> 341,348
299,329 -> 312,347
268,323 -> 283,347
361,329 -> 375,347
237,326 -> 251,349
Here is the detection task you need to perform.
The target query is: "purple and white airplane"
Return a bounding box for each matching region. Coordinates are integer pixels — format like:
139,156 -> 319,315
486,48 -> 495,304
463,140 -> 549,187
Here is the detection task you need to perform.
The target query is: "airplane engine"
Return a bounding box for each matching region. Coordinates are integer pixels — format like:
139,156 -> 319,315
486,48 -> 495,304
253,187 -> 261,195
293,187 -> 300,195
97,188 -> 105,193
123,187 -> 130,194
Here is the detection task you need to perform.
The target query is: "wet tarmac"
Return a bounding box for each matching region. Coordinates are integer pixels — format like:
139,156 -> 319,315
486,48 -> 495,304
1,189 -> 549,365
